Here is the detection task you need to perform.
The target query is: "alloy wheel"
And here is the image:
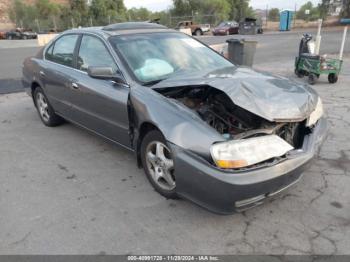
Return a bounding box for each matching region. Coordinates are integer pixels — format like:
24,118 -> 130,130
145,141 -> 175,191
36,92 -> 50,122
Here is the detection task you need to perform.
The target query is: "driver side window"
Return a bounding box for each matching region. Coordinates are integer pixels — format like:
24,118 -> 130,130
77,35 -> 117,72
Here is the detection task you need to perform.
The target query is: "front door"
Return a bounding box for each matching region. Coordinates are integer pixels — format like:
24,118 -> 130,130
67,34 -> 131,147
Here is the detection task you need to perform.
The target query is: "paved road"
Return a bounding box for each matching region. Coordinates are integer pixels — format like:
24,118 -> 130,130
1,59 -> 349,254
0,47 -> 40,94
201,29 -> 350,64
0,29 -> 349,94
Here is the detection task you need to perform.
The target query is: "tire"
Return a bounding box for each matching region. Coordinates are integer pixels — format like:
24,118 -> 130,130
328,73 -> 338,84
33,87 -> 64,127
7,35 -> 12,40
295,69 -> 304,78
22,35 -> 27,40
226,30 -> 230,35
308,73 -> 316,85
140,130 -> 178,199
194,29 -> 203,36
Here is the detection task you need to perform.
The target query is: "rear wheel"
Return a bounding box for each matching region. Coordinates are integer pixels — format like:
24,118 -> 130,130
141,130 -> 177,199
194,29 -> 203,36
7,35 -> 12,40
34,87 -> 64,127
328,73 -> 338,84
308,73 -> 316,85
295,69 -> 304,78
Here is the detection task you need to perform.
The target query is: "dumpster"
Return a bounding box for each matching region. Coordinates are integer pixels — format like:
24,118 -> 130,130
226,38 -> 257,66
239,18 -> 258,35
280,10 -> 294,31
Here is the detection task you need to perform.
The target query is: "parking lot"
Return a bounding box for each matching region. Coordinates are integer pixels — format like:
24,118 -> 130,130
0,31 -> 350,255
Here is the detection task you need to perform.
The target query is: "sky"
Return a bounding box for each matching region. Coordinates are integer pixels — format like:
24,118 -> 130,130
124,0 -> 322,12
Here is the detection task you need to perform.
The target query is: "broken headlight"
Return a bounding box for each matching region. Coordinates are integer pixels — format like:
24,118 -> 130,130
306,97 -> 323,127
210,135 -> 294,169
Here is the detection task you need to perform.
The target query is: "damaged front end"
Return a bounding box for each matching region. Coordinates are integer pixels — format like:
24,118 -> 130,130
129,67 -> 327,214
155,85 -> 317,170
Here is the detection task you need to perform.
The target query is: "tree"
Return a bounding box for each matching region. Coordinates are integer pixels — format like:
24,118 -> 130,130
226,0 -> 255,21
89,0 -> 127,25
341,0 -> 350,18
296,1 -> 320,21
170,0 -> 231,25
268,8 -> 279,21
9,0 -> 63,30
69,0 -> 89,26
127,7 -> 151,21
318,0 -> 330,19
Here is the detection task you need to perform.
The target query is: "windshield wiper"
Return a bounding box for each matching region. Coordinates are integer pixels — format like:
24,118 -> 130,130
143,78 -> 167,86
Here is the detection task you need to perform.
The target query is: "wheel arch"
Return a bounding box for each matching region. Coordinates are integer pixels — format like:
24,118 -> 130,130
30,81 -> 41,104
135,121 -> 160,168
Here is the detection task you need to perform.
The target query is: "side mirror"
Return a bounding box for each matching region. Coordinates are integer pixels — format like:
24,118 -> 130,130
87,66 -> 127,85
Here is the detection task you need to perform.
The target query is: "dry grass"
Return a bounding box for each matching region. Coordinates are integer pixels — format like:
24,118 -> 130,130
263,17 -> 341,31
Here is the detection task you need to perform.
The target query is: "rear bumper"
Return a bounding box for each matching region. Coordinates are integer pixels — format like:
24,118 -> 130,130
171,117 -> 328,214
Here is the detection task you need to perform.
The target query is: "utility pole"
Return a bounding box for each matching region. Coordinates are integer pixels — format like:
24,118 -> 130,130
266,4 -> 268,27
35,19 -> 41,33
294,2 -> 297,28
232,0 -> 234,20
52,16 -> 57,32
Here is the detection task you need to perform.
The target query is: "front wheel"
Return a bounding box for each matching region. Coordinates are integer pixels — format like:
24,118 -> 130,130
328,73 -> 338,84
308,73 -> 316,85
141,130 -> 177,199
34,87 -> 64,127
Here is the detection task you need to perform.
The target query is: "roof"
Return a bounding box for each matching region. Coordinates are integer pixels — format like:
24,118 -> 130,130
66,22 -> 175,38
102,22 -> 167,31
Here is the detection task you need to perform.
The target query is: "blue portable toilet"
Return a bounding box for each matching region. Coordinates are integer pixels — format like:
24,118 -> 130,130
280,10 -> 294,31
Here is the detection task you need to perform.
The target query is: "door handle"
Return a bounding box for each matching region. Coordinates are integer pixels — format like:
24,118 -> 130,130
39,71 -> 45,77
71,82 -> 79,90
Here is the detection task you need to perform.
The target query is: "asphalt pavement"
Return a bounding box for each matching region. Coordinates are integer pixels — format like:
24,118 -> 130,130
1,56 -> 349,254
1,28 -> 350,255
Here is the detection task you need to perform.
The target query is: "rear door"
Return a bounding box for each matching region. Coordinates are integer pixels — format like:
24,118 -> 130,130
67,34 -> 131,147
41,34 -> 80,116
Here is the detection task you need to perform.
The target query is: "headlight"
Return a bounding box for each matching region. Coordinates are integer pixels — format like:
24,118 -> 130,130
210,135 -> 294,169
306,97 -> 323,127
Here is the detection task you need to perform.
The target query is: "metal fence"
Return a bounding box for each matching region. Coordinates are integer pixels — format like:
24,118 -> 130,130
12,13 -> 229,33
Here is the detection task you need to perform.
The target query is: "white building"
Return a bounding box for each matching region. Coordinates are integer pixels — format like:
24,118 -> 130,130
329,0 -> 344,16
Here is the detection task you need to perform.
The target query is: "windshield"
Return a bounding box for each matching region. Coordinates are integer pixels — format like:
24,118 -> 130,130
109,32 -> 233,85
218,22 -> 228,27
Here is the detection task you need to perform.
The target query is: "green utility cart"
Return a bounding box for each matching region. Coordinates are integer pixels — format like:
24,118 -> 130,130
294,28 -> 347,85
295,54 -> 342,85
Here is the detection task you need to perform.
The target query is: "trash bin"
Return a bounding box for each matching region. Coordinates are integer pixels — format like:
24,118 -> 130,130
226,38 -> 257,67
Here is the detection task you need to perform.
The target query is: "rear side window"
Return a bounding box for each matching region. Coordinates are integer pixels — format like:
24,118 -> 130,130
77,35 -> 117,72
45,44 -> 54,60
46,34 -> 79,67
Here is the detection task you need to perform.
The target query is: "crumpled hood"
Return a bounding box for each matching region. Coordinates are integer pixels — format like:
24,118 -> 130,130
152,66 -> 319,122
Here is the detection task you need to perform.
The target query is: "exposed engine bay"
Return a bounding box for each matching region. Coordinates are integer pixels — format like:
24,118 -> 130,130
157,86 -> 308,148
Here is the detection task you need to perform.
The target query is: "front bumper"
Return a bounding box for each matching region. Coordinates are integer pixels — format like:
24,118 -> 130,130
170,117 -> 328,214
